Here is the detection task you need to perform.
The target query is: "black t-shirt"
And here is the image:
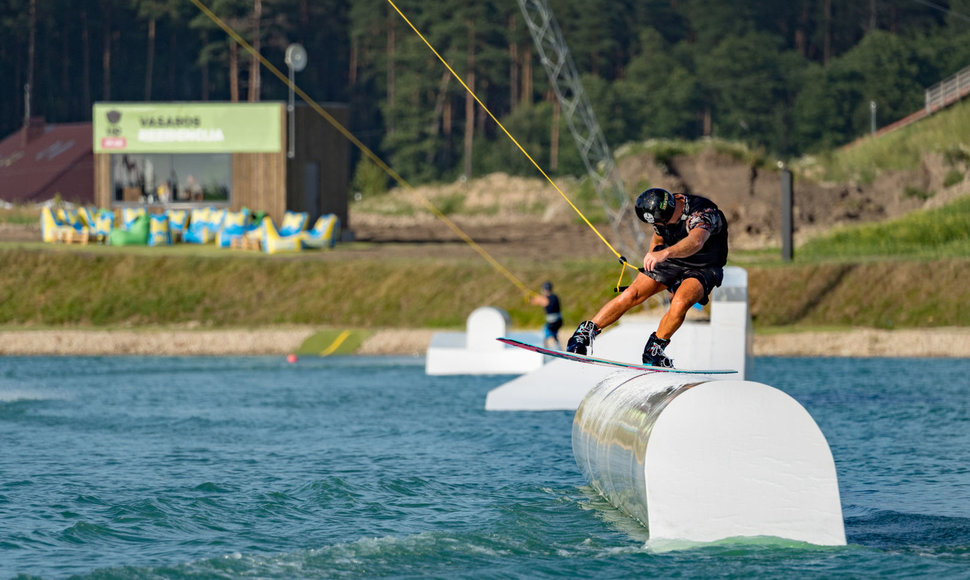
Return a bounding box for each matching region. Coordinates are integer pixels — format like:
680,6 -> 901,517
652,194 -> 728,269
545,294 -> 561,316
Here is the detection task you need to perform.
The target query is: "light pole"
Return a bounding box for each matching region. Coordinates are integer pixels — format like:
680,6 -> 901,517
285,43 -> 307,159
870,100 -> 877,135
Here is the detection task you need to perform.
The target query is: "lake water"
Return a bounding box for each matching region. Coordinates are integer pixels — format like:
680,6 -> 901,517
2,355 -> 970,579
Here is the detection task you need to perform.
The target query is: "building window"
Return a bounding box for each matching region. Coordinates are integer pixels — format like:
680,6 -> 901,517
111,153 -> 232,204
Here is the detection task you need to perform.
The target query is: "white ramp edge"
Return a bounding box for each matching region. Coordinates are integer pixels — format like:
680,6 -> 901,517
572,371 -> 846,546
426,306 -> 544,376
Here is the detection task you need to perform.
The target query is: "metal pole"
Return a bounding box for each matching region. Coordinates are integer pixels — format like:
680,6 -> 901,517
870,100 -> 877,135
287,64 -> 295,159
781,168 -> 794,262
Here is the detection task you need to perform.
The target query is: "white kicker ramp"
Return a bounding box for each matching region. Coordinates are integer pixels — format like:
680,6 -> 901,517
572,371 -> 846,546
426,306 -> 545,375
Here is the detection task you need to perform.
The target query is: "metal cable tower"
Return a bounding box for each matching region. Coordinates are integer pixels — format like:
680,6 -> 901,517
516,0 -> 647,259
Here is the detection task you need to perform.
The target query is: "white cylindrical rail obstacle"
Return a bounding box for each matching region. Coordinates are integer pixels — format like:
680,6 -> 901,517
572,372 -> 846,546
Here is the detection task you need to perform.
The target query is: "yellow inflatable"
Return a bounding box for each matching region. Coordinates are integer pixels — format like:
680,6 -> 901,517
262,217 -> 302,254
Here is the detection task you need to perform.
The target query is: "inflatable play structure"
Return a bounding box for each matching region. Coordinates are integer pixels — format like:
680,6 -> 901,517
183,207 -> 226,244
147,214 -> 171,246
166,209 -> 189,242
215,208 -> 252,248
108,213 -> 149,246
302,214 -> 341,249
90,209 -> 114,243
261,215 -> 303,254
40,206 -> 74,243
572,371 -> 846,546
39,204 -> 341,254
120,207 -> 146,229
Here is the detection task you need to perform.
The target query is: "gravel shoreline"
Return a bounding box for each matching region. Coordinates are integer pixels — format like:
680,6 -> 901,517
1,327 -> 969,357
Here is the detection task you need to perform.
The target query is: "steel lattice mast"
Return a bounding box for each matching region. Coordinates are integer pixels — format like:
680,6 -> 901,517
516,0 -> 647,259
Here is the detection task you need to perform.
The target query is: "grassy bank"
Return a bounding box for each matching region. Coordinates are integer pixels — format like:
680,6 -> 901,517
4,183 -> 970,331
748,259 -> 970,328
814,98 -> 970,183
2,244 -> 969,331
0,246 -> 621,329
797,196 -> 970,259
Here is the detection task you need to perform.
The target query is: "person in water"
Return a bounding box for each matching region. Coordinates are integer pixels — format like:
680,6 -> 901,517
564,187 -> 728,367
531,281 -> 563,350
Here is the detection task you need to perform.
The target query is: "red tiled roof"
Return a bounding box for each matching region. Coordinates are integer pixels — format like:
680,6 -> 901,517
0,121 -> 94,204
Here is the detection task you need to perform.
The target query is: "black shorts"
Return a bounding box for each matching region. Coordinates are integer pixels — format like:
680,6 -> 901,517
545,320 -> 563,334
643,259 -> 724,305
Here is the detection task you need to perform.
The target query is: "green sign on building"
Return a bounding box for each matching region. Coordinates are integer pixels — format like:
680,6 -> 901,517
93,103 -> 282,154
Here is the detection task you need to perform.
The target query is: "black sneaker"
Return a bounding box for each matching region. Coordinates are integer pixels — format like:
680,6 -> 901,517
566,321 -> 600,355
642,332 -> 674,368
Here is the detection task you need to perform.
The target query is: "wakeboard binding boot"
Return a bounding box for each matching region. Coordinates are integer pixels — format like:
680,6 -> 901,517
642,332 -> 674,368
566,320 -> 600,355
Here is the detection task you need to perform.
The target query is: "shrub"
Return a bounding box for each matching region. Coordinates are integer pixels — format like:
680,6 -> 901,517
944,169 -> 965,188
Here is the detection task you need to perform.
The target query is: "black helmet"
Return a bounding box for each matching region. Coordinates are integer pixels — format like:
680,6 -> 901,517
541,281 -> 553,292
635,188 -> 675,225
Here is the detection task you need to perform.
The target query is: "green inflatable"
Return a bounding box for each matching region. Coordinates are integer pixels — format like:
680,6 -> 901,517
108,213 -> 150,246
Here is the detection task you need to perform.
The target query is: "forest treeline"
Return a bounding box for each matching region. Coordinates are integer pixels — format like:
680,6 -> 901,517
3,0 -> 970,185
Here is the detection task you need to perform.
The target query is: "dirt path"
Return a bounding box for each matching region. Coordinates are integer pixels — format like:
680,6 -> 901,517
349,213 -> 611,261
2,327 -> 969,357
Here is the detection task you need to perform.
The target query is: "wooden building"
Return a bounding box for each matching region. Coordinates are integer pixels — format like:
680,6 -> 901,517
92,102 -> 349,230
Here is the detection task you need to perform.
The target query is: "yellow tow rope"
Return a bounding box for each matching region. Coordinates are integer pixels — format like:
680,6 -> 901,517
189,0 -> 537,299
384,0 -> 642,289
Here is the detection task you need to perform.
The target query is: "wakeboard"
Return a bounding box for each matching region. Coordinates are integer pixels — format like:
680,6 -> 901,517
497,337 -> 737,375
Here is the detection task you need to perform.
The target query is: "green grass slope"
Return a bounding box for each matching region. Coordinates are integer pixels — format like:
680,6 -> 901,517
795,196 -> 970,260
0,247 -> 622,330
802,98 -> 970,183
2,242 -> 968,332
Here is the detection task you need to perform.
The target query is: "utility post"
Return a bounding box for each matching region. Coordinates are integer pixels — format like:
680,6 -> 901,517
285,44 -> 307,159
780,164 -> 794,262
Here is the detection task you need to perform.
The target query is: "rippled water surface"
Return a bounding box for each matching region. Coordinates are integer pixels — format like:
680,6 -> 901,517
2,355 -> 970,578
